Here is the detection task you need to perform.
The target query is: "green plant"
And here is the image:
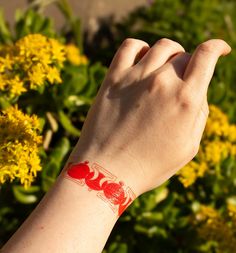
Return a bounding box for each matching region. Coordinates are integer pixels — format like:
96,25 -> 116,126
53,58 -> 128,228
1,1 -> 236,252
0,1 -> 106,246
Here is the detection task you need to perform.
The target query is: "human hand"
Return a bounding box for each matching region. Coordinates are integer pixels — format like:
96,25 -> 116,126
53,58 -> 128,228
3,38 -> 231,253
69,38 -> 231,196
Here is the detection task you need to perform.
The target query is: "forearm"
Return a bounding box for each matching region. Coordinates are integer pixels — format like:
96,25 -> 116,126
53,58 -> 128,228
1,150 -> 136,253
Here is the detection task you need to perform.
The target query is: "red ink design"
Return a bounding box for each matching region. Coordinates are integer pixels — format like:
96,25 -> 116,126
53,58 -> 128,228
103,182 -> 125,205
86,171 -> 105,191
67,161 -> 90,179
65,161 -> 136,216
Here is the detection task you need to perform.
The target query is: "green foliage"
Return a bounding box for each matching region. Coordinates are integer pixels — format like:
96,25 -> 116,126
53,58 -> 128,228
14,9 -> 55,39
0,9 -> 12,43
0,4 -> 107,247
41,137 -> 70,192
1,1 -> 236,252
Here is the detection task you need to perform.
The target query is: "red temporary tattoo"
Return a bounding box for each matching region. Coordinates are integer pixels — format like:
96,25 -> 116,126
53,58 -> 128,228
64,160 -> 136,216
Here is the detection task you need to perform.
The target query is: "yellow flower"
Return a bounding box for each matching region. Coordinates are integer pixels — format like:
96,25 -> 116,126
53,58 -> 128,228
0,74 -> 7,91
7,75 -> 27,96
0,34 -> 65,97
27,64 -> 46,88
0,106 -> 42,188
177,161 -> 207,187
0,55 -> 13,73
195,205 -> 236,253
201,140 -> 230,165
15,34 -> 65,87
227,203 -> 236,219
46,66 -> 62,84
16,34 -> 51,67
65,44 -> 88,65
205,105 -> 229,138
196,205 -> 219,221
230,143 -> 236,156
228,125 -> 236,142
177,105 -> 236,187
50,39 -> 66,65
80,55 -> 89,65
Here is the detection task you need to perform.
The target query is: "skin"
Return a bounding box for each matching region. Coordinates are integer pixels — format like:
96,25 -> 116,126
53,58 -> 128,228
1,38 -> 231,253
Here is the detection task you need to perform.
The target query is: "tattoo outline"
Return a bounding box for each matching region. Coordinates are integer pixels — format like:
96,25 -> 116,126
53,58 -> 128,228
64,160 -> 136,216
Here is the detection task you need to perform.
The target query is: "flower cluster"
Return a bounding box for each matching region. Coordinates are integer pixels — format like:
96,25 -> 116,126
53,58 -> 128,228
195,205 -> 236,253
177,161 -> 207,188
0,34 -> 65,97
0,106 -> 42,188
228,202 -> 236,220
177,105 -> 236,187
65,44 -> 88,66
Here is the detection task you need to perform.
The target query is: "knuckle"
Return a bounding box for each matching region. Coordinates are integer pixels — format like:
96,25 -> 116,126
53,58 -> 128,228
157,38 -> 184,51
122,38 -> 147,48
148,73 -> 167,94
122,38 -> 136,47
176,86 -> 197,111
197,42 -> 215,54
106,73 -> 120,85
157,38 -> 173,46
152,71 -> 166,83
153,72 -> 169,87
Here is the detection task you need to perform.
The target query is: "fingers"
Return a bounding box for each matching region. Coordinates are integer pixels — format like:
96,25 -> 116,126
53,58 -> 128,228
183,39 -> 231,98
165,52 -> 192,79
137,38 -> 185,76
146,52 -> 191,91
108,38 -> 150,76
134,45 -> 150,64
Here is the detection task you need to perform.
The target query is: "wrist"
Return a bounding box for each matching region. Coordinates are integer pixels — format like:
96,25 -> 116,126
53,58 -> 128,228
61,150 -> 138,217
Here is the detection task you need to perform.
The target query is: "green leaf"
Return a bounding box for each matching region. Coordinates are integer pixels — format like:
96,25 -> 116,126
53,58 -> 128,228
14,9 -> 55,39
71,18 -> 83,50
208,81 -> 227,105
60,65 -> 88,98
84,63 -> 107,97
0,9 -> 12,43
12,185 -> 40,204
49,137 -> 71,164
42,160 -> 59,192
108,243 -> 128,253
0,97 -> 11,110
42,137 -> 70,191
58,110 -> 81,136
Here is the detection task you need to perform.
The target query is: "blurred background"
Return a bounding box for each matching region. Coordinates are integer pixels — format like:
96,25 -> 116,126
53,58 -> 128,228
2,0 -> 147,31
0,0 -> 236,252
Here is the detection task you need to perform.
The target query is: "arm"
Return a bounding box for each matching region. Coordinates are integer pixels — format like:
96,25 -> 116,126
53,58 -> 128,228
1,38 -> 231,253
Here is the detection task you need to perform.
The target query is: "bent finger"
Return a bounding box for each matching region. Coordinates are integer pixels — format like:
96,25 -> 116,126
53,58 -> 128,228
137,38 -> 185,77
165,52 -> 192,80
183,39 -> 231,98
109,38 -> 150,76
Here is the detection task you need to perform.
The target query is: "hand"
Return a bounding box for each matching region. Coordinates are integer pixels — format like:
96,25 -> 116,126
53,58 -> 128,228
70,38 -> 231,196
1,39 -> 231,253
